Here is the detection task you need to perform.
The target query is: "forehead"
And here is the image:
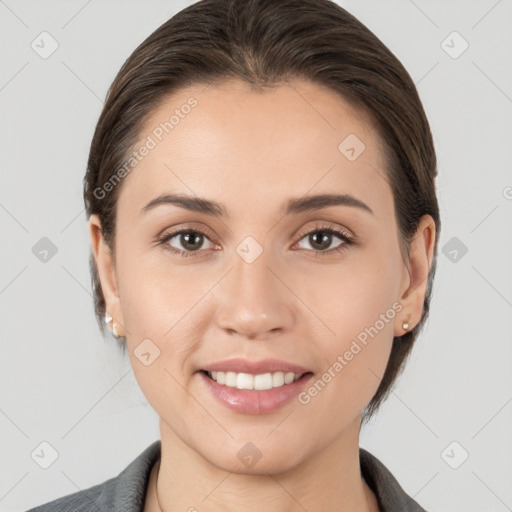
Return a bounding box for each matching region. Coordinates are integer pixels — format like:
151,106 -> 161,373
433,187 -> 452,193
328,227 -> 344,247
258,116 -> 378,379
117,78 -> 392,221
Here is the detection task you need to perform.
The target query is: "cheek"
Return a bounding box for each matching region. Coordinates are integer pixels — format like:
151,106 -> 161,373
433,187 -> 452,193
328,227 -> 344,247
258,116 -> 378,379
115,246 -> 205,418
306,240 -> 401,405
115,242 -> 209,339
315,242 -> 402,342
299,287 -> 397,425
114,243 -> 212,403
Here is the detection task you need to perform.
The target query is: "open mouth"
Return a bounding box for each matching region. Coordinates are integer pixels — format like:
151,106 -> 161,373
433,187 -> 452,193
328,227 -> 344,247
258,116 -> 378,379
200,369 -> 313,391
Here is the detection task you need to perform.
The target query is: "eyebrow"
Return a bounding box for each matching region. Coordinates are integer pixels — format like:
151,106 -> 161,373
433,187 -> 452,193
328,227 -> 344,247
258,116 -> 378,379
140,192 -> 374,218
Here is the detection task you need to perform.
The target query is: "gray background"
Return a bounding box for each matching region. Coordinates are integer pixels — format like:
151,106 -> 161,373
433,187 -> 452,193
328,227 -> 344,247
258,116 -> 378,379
1,0 -> 511,511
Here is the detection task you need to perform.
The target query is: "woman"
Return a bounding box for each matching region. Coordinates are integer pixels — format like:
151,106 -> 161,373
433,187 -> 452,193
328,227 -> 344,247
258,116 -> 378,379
28,0 -> 439,510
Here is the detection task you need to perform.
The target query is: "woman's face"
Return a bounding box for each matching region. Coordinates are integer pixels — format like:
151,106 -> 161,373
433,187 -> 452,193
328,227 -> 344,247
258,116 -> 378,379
91,78 -> 429,473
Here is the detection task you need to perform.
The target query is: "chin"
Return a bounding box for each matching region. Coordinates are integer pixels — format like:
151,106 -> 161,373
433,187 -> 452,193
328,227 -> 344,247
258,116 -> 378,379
198,438 -> 309,476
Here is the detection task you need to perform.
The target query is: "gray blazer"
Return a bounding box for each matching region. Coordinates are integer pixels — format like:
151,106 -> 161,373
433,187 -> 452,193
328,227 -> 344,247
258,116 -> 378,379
26,440 -> 427,511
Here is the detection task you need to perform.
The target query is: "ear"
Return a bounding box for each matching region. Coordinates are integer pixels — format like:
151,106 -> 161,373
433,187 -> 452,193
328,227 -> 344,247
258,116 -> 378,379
395,214 -> 436,336
88,214 -> 126,336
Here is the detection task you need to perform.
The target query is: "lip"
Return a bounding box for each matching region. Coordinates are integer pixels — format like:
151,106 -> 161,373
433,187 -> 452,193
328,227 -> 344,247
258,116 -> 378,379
200,358 -> 311,375
198,368 -> 314,415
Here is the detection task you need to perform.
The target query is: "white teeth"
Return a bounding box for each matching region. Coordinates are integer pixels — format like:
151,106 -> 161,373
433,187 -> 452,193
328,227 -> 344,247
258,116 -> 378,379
225,371 -> 237,387
284,372 -> 295,384
237,373 -> 254,390
206,370 -> 304,390
272,372 -> 285,387
254,373 -> 272,390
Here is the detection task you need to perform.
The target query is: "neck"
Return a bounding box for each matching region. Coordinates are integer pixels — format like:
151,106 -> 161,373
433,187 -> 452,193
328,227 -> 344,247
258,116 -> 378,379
149,416 -> 379,512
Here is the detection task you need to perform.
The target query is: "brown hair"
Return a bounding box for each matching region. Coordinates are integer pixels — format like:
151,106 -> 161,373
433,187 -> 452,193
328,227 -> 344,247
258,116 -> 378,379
83,0 -> 440,421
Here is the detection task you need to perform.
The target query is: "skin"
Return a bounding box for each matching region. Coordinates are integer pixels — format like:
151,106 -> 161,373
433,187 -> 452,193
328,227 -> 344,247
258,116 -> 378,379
89,78 -> 435,512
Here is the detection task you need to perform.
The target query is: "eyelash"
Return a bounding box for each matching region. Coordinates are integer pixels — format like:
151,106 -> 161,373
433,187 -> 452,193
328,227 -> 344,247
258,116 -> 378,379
156,223 -> 355,258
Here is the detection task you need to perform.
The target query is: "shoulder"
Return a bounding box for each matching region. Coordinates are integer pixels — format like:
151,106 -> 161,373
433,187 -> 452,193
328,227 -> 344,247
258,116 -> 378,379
359,448 -> 428,512
26,440 -> 161,512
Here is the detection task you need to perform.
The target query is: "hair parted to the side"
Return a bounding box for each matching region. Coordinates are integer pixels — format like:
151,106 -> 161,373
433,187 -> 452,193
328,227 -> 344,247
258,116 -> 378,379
83,0 -> 441,421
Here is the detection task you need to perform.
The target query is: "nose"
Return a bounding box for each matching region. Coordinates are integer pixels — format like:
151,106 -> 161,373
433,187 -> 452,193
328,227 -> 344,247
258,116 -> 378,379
214,247 -> 295,340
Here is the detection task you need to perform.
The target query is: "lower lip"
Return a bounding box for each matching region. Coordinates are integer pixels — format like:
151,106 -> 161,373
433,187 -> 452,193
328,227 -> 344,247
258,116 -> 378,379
198,371 -> 314,415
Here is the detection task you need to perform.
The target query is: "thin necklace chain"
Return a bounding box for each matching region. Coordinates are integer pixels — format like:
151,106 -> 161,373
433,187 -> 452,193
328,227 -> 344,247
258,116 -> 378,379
154,459 -> 166,512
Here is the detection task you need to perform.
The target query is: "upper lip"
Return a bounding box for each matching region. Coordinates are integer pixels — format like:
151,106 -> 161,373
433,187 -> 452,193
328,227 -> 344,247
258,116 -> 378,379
201,358 -> 312,375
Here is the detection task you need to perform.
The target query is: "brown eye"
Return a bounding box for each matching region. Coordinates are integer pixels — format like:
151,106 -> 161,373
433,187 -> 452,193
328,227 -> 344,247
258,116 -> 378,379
160,229 -> 214,256
295,226 -> 354,255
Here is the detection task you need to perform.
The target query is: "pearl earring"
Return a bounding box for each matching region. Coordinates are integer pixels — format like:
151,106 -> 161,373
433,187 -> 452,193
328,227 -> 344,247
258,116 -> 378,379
402,321 -> 410,331
105,312 -> 121,338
